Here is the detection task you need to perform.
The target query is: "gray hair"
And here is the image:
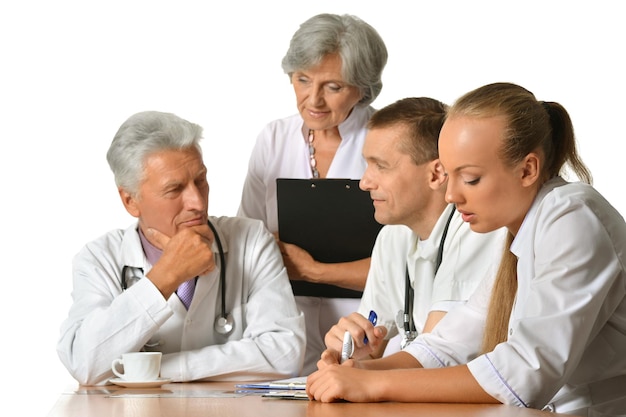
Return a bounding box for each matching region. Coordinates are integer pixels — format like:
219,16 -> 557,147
106,111 -> 203,196
281,13 -> 388,107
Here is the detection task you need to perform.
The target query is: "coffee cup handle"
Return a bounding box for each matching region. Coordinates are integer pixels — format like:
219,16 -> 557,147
111,358 -> 125,378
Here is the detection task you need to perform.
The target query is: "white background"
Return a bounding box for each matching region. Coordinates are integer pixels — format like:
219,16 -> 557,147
1,1 -> 624,414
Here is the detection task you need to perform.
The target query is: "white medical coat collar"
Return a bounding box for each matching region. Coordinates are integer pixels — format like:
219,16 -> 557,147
511,176 -> 567,258
300,105 -> 373,143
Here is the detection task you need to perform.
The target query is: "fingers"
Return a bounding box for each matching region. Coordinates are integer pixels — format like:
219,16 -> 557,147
146,224 -> 214,251
146,227 -> 171,250
373,325 -> 388,341
324,322 -> 349,352
326,313 -> 388,360
146,224 -> 217,296
193,223 -> 215,240
278,241 -> 314,281
317,349 -> 340,369
307,368 -> 338,402
178,225 -> 216,275
306,366 -> 355,403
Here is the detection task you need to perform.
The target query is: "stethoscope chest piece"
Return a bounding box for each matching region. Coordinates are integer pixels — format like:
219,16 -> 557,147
214,314 -> 234,335
396,309 -> 417,350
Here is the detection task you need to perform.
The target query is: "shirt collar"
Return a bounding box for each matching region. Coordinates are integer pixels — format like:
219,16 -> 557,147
301,105 -> 373,141
412,204 -> 456,262
511,176 -> 567,257
337,105 -> 372,139
138,227 -> 162,265
120,223 -> 148,269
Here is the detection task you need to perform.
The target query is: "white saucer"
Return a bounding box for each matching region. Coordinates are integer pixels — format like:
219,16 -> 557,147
109,378 -> 173,388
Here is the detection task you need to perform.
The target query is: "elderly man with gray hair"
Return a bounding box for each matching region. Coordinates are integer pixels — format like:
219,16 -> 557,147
57,111 -> 305,385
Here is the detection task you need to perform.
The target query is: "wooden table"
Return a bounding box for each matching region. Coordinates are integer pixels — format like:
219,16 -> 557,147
47,381 -> 572,417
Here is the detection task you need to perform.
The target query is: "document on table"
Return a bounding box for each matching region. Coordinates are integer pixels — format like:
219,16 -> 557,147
262,390 -> 309,400
235,376 -> 306,390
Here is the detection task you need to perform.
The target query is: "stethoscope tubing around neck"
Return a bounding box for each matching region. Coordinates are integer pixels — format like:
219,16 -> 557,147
206,219 -> 227,321
404,205 -> 456,333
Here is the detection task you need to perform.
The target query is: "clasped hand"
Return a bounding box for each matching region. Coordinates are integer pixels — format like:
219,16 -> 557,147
308,314 -> 387,403
145,224 -> 216,298
307,352 -> 379,403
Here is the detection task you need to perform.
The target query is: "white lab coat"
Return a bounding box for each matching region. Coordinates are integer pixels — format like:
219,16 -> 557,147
406,178 -> 626,416
57,216 -> 306,386
237,105 -> 374,233
237,105 -> 375,375
358,205 -> 507,352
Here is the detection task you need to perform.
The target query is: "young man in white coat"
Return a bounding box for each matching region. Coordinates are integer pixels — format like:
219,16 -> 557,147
57,111 -> 305,385
324,97 -> 507,359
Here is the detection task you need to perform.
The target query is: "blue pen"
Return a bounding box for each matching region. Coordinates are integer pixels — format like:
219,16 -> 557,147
363,310 -> 378,344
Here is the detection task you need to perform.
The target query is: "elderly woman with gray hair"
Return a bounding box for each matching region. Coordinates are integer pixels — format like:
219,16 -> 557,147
238,13 -> 388,376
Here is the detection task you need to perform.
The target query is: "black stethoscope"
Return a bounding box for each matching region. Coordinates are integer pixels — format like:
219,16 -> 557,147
399,205 -> 455,349
121,220 -> 234,335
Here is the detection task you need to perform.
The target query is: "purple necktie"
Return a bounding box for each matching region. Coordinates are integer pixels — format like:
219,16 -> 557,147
176,278 -> 196,310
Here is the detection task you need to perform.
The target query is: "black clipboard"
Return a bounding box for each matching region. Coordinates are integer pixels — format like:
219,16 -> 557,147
276,178 -> 383,298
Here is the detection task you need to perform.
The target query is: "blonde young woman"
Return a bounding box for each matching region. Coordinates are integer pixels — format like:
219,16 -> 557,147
307,82 -> 626,416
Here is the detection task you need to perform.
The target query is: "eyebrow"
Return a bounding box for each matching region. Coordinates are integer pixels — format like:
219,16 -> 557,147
364,155 -> 389,166
159,167 -> 207,189
293,71 -> 345,84
453,164 -> 481,172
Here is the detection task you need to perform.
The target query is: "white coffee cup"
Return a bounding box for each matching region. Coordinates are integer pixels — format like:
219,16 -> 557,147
111,352 -> 162,381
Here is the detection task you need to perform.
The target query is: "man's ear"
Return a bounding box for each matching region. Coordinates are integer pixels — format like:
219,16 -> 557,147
118,188 -> 140,218
520,152 -> 541,188
428,159 -> 448,191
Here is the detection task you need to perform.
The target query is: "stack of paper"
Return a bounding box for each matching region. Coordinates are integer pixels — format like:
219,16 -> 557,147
235,377 -> 309,400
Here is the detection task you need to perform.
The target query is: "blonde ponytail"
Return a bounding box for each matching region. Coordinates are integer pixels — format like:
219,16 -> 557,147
482,232 -> 518,353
